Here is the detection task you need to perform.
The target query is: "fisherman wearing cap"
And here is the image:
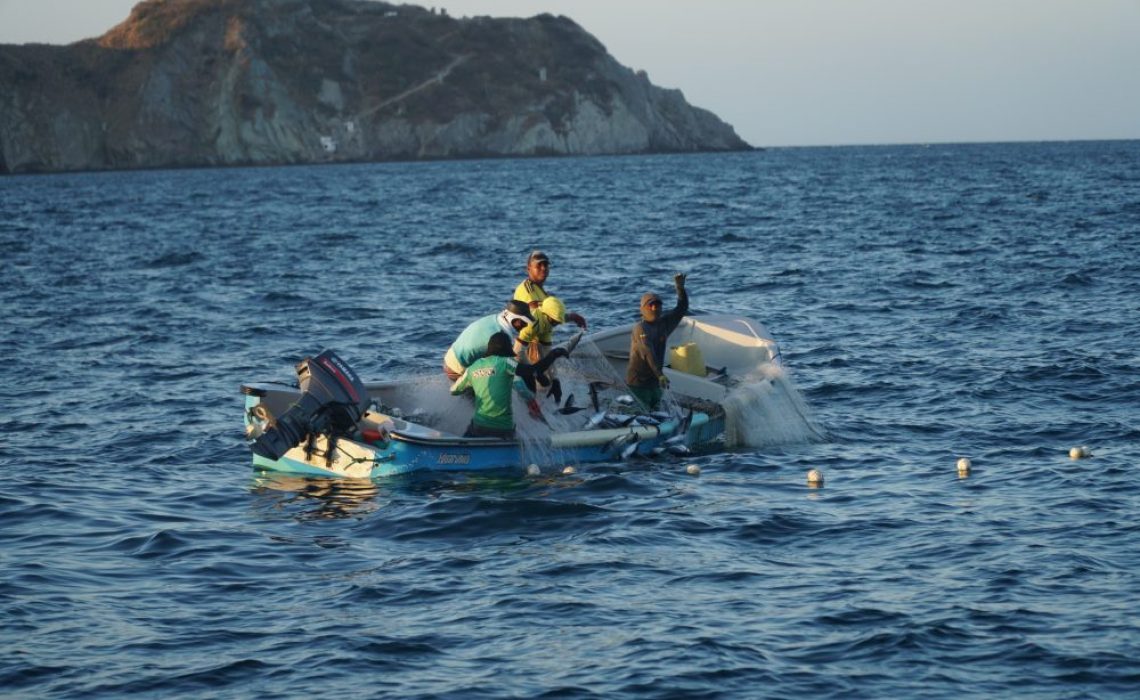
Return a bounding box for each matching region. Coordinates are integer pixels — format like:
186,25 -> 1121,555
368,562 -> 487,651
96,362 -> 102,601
627,273 -> 689,410
513,250 -> 587,398
443,300 -> 534,381
514,250 -> 588,333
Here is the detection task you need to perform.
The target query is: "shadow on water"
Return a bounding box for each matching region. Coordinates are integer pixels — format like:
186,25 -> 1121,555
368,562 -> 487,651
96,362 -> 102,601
248,467 -> 574,523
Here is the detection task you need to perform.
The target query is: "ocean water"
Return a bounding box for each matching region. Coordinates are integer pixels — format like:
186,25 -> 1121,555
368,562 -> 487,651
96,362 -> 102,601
2,141 -> 1139,698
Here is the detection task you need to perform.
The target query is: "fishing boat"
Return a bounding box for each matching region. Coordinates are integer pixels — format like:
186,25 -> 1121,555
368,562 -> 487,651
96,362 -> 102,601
241,314 -> 788,479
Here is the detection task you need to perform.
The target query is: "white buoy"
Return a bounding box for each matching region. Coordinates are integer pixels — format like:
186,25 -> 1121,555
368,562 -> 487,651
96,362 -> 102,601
562,466 -> 576,475
806,469 -> 824,487
1069,446 -> 1090,460
686,464 -> 701,476
525,464 -> 541,477
957,457 -> 971,476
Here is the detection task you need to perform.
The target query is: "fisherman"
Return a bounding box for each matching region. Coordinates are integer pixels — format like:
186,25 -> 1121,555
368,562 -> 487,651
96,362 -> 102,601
514,250 -> 588,332
515,294 -> 584,404
627,273 -> 689,410
443,300 -> 533,382
450,332 -> 541,439
514,295 -> 567,365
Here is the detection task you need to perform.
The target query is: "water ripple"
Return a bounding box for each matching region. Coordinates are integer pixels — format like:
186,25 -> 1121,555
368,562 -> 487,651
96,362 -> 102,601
2,142 -> 1138,698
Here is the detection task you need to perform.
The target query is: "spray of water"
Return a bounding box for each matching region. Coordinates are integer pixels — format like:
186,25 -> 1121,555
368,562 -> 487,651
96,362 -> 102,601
369,336 -> 824,469
372,373 -> 474,435
722,364 -> 825,448
512,337 -> 634,470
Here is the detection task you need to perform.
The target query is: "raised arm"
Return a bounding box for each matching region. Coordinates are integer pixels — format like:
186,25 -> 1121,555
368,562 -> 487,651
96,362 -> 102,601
663,273 -> 689,332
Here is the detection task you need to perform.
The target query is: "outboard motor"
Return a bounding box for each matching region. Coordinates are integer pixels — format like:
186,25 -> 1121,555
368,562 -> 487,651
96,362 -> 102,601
250,350 -> 370,460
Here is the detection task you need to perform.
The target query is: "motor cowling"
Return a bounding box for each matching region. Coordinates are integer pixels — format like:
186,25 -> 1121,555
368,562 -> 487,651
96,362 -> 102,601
250,350 -> 370,460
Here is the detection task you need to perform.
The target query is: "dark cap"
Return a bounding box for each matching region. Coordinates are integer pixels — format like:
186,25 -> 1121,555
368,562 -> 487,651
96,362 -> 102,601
505,299 -> 533,319
640,292 -> 662,308
528,250 -> 550,264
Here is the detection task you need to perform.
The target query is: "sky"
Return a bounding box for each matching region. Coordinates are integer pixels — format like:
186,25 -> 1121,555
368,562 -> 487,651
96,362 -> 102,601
1,0 -> 1137,147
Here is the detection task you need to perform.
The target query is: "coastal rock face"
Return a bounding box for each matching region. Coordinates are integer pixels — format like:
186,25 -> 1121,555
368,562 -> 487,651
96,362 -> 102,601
0,0 -> 750,173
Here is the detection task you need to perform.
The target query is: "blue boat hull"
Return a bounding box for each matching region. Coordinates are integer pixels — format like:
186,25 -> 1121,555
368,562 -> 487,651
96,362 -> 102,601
245,391 -> 720,479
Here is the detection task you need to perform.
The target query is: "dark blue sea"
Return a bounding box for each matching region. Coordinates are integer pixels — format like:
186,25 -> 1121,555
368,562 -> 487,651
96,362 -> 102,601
3,141 -> 1139,699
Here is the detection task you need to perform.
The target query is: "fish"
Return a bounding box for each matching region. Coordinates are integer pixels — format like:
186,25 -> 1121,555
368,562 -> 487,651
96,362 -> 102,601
607,413 -> 635,427
603,431 -> 636,455
562,332 -> 583,357
588,382 -> 608,412
558,394 -> 588,415
632,414 -> 660,426
677,409 -> 693,436
620,435 -> 640,459
667,443 -> 692,456
586,410 -> 607,428
615,394 -> 636,406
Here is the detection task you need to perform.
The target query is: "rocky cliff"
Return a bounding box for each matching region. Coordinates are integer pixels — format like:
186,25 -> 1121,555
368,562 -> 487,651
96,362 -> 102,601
0,0 -> 750,173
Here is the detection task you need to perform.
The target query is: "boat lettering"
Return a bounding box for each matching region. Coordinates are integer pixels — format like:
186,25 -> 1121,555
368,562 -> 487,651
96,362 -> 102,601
437,453 -> 471,465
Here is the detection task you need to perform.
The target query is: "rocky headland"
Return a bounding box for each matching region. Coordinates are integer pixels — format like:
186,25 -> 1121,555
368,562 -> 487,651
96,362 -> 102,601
0,0 -> 751,173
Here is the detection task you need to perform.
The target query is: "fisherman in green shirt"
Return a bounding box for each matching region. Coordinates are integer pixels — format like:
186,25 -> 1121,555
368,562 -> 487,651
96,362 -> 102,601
451,332 -> 541,439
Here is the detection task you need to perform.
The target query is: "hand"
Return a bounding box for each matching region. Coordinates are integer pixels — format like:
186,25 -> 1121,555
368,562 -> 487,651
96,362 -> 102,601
527,399 -> 542,419
567,312 -> 588,330
674,272 -> 687,291
658,374 -> 670,389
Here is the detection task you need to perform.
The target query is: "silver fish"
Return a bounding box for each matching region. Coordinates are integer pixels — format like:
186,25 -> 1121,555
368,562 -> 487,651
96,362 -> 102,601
603,413 -> 635,427
562,332 -> 583,357
604,431 -> 636,454
620,435 -> 640,459
586,410 -> 607,428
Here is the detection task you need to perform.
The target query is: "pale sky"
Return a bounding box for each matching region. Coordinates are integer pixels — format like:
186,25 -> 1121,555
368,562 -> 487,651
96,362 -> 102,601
2,0 -> 1138,147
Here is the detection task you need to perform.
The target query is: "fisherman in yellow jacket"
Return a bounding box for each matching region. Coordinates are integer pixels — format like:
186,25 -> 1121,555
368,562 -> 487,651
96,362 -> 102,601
514,250 -> 588,335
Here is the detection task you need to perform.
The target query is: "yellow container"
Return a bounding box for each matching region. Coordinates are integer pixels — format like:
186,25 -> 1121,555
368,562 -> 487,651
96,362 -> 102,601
669,342 -> 705,376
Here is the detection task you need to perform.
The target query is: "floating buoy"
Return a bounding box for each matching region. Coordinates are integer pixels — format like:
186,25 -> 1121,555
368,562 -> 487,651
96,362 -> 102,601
1069,446 -> 1090,460
562,466 -> 576,475
526,464 -> 540,477
957,457 -> 971,476
806,469 -> 824,487
686,464 -> 701,476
